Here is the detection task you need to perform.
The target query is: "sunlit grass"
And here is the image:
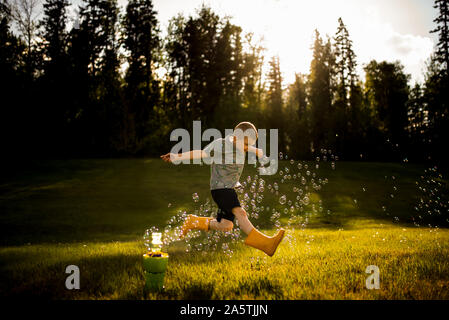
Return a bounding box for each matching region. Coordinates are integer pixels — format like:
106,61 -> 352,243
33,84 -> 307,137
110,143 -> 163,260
1,224 -> 448,299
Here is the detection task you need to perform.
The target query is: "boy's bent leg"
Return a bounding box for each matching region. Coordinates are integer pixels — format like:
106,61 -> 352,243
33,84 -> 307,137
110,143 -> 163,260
180,214 -> 212,238
232,207 -> 285,257
232,207 -> 255,235
209,218 -> 233,232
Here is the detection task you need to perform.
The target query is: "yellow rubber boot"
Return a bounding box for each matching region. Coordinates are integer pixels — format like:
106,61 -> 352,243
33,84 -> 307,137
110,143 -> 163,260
180,214 -> 212,238
244,228 -> 285,257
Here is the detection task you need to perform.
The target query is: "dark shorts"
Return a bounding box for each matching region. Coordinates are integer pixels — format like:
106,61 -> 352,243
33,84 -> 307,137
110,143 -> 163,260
210,188 -> 241,222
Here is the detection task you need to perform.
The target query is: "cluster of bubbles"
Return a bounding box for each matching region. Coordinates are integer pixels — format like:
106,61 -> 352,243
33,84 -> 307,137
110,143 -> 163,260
412,166 -> 449,228
146,143 -> 449,256
370,163 -> 448,230
144,149 -> 338,257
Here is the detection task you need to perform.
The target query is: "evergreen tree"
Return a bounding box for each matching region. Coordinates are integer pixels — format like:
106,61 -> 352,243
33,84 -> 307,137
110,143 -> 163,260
70,0 -> 123,154
424,53 -> 449,168
406,83 -> 430,161
0,0 -> 25,156
266,55 -> 285,152
240,32 -> 265,125
183,6 -> 220,126
122,0 -> 161,153
424,0 -> 449,170
430,0 -> 449,75
309,30 -> 336,153
285,73 -> 310,159
163,13 -> 188,128
38,0 -> 71,154
364,60 -> 410,159
164,6 -> 247,134
333,17 -> 362,158
211,19 -> 244,129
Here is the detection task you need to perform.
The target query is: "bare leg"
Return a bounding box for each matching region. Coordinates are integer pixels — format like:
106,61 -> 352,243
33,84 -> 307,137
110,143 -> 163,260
209,218 -> 233,232
231,207 -> 255,235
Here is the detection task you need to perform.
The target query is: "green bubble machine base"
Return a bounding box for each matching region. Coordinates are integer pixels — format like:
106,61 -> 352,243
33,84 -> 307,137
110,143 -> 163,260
142,231 -> 169,292
142,252 -> 169,292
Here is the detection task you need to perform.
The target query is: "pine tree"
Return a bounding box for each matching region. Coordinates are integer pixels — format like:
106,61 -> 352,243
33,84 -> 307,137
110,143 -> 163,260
309,30 -> 336,153
164,6 -> 247,133
266,55 -> 285,152
38,0 -> 71,154
0,0 -> 26,155
364,60 -> 410,157
285,73 -> 309,158
423,0 -> 449,169
122,0 -> 161,152
430,0 -> 449,75
68,0 -> 123,154
241,32 -> 265,124
211,19 -> 245,129
40,0 -> 69,71
163,13 -> 188,128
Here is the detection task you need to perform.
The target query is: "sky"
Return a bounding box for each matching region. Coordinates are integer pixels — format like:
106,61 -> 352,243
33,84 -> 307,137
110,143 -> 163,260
67,0 -> 440,85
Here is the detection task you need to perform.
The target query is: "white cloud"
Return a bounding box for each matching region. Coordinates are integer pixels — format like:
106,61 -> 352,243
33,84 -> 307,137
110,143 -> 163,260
349,9 -> 434,84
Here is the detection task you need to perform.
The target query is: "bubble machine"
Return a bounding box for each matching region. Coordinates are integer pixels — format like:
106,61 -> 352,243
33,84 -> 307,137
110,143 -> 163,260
142,231 -> 169,292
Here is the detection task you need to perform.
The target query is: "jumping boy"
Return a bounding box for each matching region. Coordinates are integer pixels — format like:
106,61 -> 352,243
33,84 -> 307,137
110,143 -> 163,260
160,121 -> 285,257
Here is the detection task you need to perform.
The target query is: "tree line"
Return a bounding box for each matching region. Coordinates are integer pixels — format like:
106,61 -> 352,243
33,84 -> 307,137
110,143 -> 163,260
0,0 -> 448,168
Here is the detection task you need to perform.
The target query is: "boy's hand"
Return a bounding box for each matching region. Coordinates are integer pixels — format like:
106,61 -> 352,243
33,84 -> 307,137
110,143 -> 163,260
160,153 -> 174,163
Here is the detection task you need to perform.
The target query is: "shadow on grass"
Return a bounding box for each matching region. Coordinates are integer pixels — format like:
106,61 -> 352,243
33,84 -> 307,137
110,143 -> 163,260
0,244 -> 256,300
0,251 -> 144,299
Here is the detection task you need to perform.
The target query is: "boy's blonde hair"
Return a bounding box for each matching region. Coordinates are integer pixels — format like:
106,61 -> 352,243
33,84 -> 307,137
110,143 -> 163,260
234,122 -> 258,141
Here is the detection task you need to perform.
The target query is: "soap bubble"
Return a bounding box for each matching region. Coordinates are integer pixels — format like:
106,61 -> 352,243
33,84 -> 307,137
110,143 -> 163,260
303,196 -> 310,205
279,195 -> 287,205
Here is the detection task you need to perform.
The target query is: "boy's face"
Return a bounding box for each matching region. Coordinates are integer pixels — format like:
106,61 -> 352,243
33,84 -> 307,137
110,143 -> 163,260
234,129 -> 257,147
243,136 -> 257,147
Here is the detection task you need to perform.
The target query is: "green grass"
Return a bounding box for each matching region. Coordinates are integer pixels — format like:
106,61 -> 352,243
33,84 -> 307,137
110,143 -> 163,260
0,159 -> 448,299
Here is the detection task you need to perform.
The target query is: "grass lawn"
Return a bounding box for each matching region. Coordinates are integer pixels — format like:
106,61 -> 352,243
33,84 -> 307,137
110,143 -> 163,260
0,158 -> 448,299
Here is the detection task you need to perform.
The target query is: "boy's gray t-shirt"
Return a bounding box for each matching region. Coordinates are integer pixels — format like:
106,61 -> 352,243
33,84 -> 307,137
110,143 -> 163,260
203,135 -> 245,190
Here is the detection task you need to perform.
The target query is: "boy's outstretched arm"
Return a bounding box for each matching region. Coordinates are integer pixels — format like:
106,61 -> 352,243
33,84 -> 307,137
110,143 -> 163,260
246,145 -> 264,158
160,150 -> 207,163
